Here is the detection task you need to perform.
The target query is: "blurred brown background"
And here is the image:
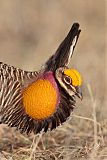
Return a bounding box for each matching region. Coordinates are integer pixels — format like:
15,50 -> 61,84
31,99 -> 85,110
0,0 -> 105,116
0,1 -> 106,159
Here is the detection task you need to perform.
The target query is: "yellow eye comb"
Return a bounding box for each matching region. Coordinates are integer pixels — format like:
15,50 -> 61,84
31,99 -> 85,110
64,69 -> 82,86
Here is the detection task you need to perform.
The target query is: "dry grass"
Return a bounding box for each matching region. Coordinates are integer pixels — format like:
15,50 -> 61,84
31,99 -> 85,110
0,86 -> 107,160
0,0 -> 106,160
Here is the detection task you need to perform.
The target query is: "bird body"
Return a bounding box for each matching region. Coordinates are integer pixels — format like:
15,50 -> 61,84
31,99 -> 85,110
0,23 -> 82,134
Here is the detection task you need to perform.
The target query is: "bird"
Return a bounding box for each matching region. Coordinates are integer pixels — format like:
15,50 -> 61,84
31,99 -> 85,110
0,23 -> 82,134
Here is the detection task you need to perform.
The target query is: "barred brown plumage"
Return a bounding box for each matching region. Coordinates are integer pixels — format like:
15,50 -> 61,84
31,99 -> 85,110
0,62 -> 39,131
0,23 -> 82,134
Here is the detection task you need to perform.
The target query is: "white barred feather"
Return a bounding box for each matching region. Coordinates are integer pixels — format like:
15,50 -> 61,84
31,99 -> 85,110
0,62 -> 38,121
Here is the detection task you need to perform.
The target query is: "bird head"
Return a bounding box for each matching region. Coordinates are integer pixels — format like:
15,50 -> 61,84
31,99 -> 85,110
55,67 -> 82,100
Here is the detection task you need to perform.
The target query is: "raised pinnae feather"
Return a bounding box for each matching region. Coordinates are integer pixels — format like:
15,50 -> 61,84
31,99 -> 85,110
44,23 -> 81,71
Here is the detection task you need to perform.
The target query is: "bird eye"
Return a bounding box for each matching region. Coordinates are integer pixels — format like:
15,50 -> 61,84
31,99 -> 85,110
64,76 -> 72,85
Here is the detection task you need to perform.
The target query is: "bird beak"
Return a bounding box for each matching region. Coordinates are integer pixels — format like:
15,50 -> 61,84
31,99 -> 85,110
75,86 -> 83,100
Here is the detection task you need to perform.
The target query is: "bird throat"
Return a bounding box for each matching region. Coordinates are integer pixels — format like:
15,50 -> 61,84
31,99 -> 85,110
22,72 -> 59,120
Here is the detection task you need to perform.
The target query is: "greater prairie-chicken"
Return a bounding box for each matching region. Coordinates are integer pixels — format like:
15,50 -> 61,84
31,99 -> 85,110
0,23 -> 82,134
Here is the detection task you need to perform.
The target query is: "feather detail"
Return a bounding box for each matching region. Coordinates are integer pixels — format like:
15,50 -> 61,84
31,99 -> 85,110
44,23 -> 81,71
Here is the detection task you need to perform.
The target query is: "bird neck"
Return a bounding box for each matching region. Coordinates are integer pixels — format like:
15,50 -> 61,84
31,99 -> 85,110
23,71 -> 60,120
42,71 -> 58,90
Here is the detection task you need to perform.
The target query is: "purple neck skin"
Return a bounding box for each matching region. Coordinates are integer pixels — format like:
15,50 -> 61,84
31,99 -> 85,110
41,71 -> 60,106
